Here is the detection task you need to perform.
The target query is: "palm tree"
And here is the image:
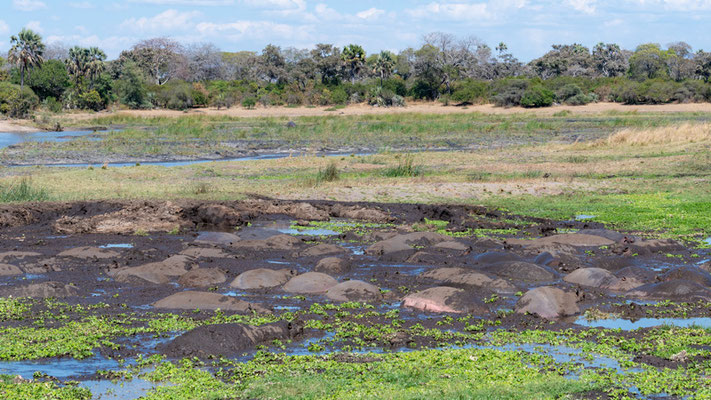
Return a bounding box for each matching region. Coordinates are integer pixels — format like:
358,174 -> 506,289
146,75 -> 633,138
342,44 -> 365,83
87,47 -> 106,89
66,46 -> 90,86
7,28 -> 45,91
373,51 -> 395,87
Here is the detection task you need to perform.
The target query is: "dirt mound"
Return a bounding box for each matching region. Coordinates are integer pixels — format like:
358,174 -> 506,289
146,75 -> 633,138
243,200 -> 329,221
283,272 -> 338,294
508,234 -> 614,249
613,238 -> 685,256
402,286 -> 489,314
602,266 -> 655,291
179,247 -> 232,259
177,268 -> 227,287
366,232 -> 450,259
231,268 -> 295,290
57,246 -> 120,259
659,267 -> 711,286
192,204 -> 245,230
153,291 -> 269,313
515,286 -> 580,319
480,261 -> 559,282
159,321 -> 303,358
433,241 -> 471,252
54,202 -> 188,234
1,281 -> 79,298
233,234 -> 302,251
420,268 -> 515,292
325,280 -> 382,302
0,264 -> 23,276
329,205 -> 393,223
110,255 -> 194,285
563,268 -> 616,288
195,231 -> 241,246
627,280 -> 711,301
297,244 -> 346,257
314,257 -> 351,275
473,251 -> 523,264
0,251 -> 42,263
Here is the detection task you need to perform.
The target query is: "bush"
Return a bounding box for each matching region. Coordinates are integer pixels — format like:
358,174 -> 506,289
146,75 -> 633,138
0,178 -> 49,202
242,97 -> 256,109
367,86 -> 405,107
382,78 -> 407,97
491,79 -> 529,107
520,85 -> 554,108
0,82 -> 39,117
12,60 -> 70,101
316,162 -> 340,182
451,79 -> 489,104
383,154 -> 423,177
154,81 -> 195,110
43,96 -> 62,113
115,61 -> 150,109
78,90 -> 104,111
330,87 -> 348,105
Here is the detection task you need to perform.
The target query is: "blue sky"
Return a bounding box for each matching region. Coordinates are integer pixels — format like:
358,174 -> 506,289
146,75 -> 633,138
2,0 -> 711,61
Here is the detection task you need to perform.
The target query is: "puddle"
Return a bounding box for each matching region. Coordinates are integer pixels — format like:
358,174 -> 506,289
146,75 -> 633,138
365,263 -> 427,276
100,244 -> 134,249
80,378 -> 161,400
277,228 -> 339,236
0,354 -> 120,379
575,214 -> 596,220
22,274 -> 45,280
222,290 -> 248,297
266,260 -> 293,265
46,235 -> 68,239
576,316 -> 711,330
704,237 -> 711,246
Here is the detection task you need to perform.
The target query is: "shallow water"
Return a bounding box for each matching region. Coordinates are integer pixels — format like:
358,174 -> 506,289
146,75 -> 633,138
100,243 -> 134,249
575,214 -> 596,220
0,130 -> 102,149
34,152 -> 372,169
277,228 -> 339,236
80,378 -> 161,400
0,354 -> 119,380
576,316 -> 711,330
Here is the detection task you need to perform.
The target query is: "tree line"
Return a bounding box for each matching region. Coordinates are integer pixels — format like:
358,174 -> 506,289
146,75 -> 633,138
3,29 -> 711,117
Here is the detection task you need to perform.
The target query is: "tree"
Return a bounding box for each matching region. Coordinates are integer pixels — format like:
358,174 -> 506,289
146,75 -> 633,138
310,44 -> 342,84
493,42 -> 523,78
592,43 -> 628,77
421,32 -> 477,94
666,41 -> 695,81
694,51 -> 711,82
628,43 -> 669,80
7,28 -> 45,91
258,44 -> 287,84
15,59 -> 69,100
342,44 -> 366,83
114,60 -> 149,109
373,51 -> 395,86
66,46 -> 90,86
185,43 -> 225,82
531,44 -> 592,79
122,38 -> 184,85
87,47 -> 106,88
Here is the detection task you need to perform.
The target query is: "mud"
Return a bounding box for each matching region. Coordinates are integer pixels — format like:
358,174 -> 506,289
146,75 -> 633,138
0,198 -> 707,387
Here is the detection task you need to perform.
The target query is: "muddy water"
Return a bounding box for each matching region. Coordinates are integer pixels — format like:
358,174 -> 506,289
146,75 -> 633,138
576,316 -> 711,330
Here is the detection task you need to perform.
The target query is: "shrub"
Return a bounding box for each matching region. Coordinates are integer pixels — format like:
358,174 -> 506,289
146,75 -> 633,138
316,162 -> 340,182
78,90 -> 104,111
0,82 -> 39,117
556,84 -> 583,102
520,85 -> 554,108
383,154 -> 423,177
491,79 -> 529,107
242,97 -> 256,109
154,81 -> 194,110
43,96 -> 62,113
330,87 -> 348,105
451,79 -> 489,104
368,86 -> 405,107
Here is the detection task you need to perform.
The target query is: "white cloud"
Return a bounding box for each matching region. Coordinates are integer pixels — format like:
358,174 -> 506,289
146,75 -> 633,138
314,3 -> 341,20
68,1 -> 96,8
241,0 -> 305,10
566,0 -> 596,13
12,0 -> 47,11
0,20 -> 9,34
626,0 -> 711,9
127,0 -> 233,5
356,7 -> 385,20
406,2 -> 491,20
195,20 -> 312,42
26,21 -> 43,33
120,9 -> 202,32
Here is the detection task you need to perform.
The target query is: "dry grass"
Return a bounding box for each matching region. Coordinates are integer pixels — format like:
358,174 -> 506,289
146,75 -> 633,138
597,123 -> 711,146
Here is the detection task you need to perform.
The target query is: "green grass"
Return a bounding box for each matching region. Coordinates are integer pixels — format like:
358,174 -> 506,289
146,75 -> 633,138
382,154 -> 423,177
0,178 -> 49,202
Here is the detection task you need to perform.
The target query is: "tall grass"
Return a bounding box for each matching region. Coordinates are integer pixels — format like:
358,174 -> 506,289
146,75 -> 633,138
599,123 -> 711,146
0,178 -> 49,202
382,154 -> 424,177
316,161 -> 340,183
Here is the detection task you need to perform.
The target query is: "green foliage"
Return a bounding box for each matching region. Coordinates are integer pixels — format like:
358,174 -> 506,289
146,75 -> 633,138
242,96 -> 256,109
316,161 -> 340,182
520,85 -> 554,108
114,60 -> 150,109
0,82 -> 39,117
78,90 -> 103,111
383,154 -> 423,177
451,79 -> 489,104
11,59 -> 70,100
491,79 -> 529,107
0,178 -> 49,202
